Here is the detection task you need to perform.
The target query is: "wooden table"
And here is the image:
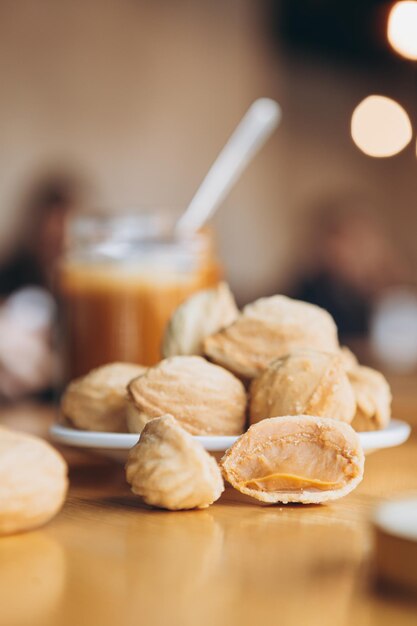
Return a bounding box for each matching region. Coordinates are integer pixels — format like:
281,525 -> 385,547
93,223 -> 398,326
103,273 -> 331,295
1,378 -> 417,626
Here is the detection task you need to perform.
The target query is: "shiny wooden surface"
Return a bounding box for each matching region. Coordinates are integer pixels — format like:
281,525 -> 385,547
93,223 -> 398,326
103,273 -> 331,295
1,377 -> 417,626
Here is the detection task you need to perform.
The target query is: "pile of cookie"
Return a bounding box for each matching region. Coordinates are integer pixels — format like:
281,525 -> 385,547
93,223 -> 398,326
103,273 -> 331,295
61,283 -> 391,511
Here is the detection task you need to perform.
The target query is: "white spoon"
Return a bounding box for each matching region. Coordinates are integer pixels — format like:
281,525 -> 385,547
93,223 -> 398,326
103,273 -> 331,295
175,98 -> 281,235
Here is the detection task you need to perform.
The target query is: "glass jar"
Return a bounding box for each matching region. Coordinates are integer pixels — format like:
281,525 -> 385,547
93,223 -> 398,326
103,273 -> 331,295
58,211 -> 221,381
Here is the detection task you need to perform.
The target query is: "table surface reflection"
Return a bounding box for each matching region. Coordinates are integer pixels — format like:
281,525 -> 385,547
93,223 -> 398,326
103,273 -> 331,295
1,375 -> 417,626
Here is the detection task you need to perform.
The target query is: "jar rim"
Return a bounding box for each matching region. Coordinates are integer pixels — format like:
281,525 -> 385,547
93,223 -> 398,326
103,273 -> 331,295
68,209 -> 183,241
64,210 -> 212,269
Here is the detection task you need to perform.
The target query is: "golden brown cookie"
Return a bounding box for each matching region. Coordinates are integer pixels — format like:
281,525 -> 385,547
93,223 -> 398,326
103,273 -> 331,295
220,415 -> 364,504
250,350 -> 356,425
162,282 -> 238,358
61,362 -> 146,432
339,346 -> 358,373
127,356 -> 246,435
126,415 -> 224,510
349,365 -> 391,431
0,428 -> 68,535
203,295 -> 339,379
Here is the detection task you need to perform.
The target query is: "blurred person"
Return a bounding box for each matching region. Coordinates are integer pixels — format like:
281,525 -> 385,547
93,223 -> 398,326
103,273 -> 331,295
291,196 -> 408,342
0,174 -> 83,400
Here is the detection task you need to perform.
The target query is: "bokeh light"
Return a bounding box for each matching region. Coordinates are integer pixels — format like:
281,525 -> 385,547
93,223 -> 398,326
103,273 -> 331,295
351,95 -> 412,157
388,1 -> 417,60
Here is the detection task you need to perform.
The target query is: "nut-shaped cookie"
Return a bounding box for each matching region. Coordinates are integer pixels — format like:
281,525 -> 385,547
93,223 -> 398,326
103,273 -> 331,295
61,362 -> 146,432
127,356 -> 246,435
162,282 -> 238,358
349,365 -> 391,432
220,415 -> 364,504
340,346 -> 358,373
203,295 -> 339,379
126,415 -> 224,510
0,428 -> 68,535
250,350 -> 356,425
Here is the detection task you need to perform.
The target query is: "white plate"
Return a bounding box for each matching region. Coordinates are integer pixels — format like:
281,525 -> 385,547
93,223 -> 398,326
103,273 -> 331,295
50,419 -> 411,463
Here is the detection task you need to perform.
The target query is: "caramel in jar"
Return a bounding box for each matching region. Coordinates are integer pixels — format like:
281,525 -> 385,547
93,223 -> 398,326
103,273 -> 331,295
59,214 -> 221,380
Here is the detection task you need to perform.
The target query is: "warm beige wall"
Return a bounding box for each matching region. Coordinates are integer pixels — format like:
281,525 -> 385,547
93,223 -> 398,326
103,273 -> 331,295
0,0 -> 280,301
0,0 -> 416,303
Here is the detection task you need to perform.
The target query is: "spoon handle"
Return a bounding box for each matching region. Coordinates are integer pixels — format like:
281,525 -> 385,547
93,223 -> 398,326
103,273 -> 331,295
176,98 -> 281,235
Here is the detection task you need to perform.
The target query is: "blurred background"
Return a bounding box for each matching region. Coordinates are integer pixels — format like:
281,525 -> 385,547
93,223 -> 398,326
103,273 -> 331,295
1,0 -> 417,398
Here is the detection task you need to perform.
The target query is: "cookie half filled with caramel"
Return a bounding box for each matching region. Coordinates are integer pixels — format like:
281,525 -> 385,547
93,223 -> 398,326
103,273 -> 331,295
220,415 -> 364,504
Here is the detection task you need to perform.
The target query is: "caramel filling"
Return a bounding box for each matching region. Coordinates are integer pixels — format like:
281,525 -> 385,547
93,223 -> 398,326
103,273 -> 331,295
241,473 -> 345,493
